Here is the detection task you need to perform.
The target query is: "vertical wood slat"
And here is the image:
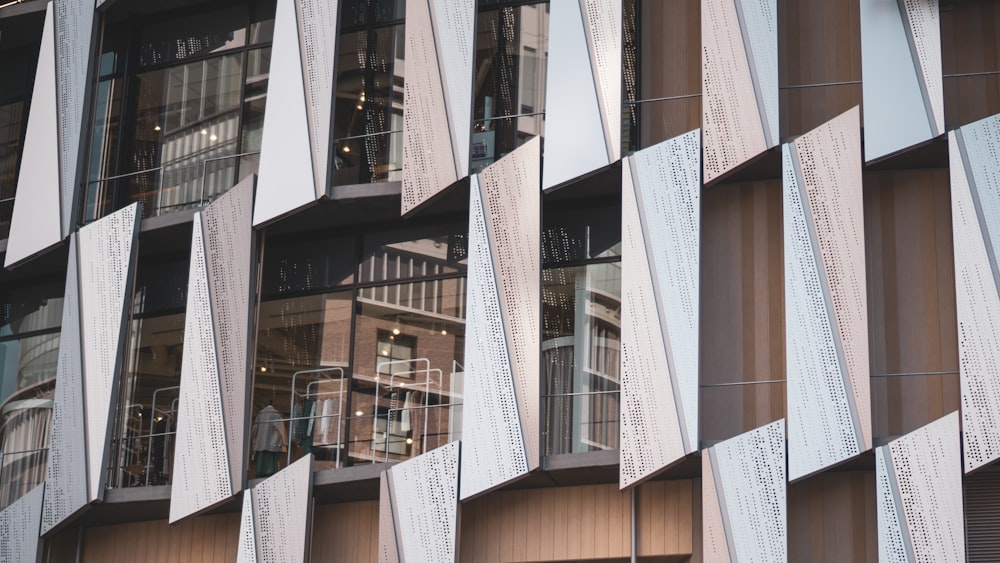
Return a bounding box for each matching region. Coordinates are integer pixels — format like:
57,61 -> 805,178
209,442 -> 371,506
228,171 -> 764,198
788,471 -> 877,562
80,513 -> 241,563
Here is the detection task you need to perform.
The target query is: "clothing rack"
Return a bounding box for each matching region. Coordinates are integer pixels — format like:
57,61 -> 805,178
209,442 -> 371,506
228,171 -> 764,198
288,367 -> 346,467
373,358 -> 444,462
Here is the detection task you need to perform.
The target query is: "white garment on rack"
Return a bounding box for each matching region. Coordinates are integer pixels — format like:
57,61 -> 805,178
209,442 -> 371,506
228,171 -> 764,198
400,392 -> 413,432
317,399 -> 335,444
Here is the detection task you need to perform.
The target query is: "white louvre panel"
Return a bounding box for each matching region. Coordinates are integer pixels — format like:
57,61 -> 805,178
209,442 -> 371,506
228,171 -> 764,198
250,455 -> 313,563
168,216 -> 233,523
296,0 -> 339,198
41,237 -> 87,534
5,5 -> 63,268
619,131 -> 700,489
378,473 -> 401,563
877,412 -> 965,562
784,108 -> 871,481
237,492 -> 259,563
477,138 -> 541,470
949,116 -> 1000,473
702,420 -> 787,563
254,0 -> 318,226
542,0 -> 610,190
860,0 -> 941,161
581,0 -> 622,161
702,0 -> 772,183
459,175 -> 529,500
55,0 -> 95,236
876,447 -> 909,562
736,0 -> 778,146
700,454 -> 732,563
0,484 -> 44,563
433,0 -> 474,176
382,442 -> 460,562
77,203 -> 140,502
401,0 -> 466,215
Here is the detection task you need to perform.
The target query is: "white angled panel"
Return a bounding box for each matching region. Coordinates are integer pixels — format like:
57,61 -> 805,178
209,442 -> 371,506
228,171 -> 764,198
378,474 -> 401,563
876,412 -> 964,562
0,484 -> 44,563
860,0 -> 942,161
254,0 -> 319,226
700,455 -> 732,563
296,0 -> 339,198
784,107 -> 870,481
41,237 -> 86,534
459,175 -> 529,501
237,492 -> 259,563
5,5 -> 63,268
169,217 -> 232,523
382,442 -> 460,562
542,0 -> 610,190
55,0 -> 95,236
703,420 -> 787,563
401,0 -> 465,215
581,0 -> 622,161
250,455 -> 313,563
702,0 -> 774,183
950,116 -> 1000,473
434,0 -> 474,175
620,131 -> 701,489
477,138 -> 541,470
77,203 -> 140,502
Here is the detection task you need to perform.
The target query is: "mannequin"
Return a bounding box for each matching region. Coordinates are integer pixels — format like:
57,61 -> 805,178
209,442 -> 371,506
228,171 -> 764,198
250,400 -> 287,477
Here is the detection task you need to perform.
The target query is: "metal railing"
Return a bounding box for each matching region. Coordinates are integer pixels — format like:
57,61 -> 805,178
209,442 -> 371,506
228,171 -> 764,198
542,389 -> 620,456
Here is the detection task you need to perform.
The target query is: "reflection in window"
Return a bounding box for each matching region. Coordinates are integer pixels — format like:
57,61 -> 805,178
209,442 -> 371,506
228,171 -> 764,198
251,225 -> 467,475
110,254 -> 188,488
471,2 -> 549,171
0,279 -> 63,508
85,2 -> 275,222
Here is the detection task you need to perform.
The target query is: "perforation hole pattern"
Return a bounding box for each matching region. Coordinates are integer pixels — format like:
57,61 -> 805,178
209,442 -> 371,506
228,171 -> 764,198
902,0 -> 943,133
378,474 -> 400,563
251,456 -> 312,563
55,0 -> 94,232
237,491 -> 258,563
582,0 -> 622,156
297,0 -> 338,193
387,441 -> 460,561
875,447 -> 909,563
737,0 -> 778,143
701,454 -> 732,562
0,484 -> 44,563
434,0 -> 474,169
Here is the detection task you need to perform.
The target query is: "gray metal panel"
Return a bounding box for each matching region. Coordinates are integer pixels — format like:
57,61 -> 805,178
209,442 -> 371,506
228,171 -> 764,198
296,0 -> 339,199
0,484 -> 44,563
55,0 -> 95,235
77,203 -> 140,502
253,0 -> 319,226
4,5 -> 63,268
41,236 -> 87,534
382,442 -> 460,562
251,455 -> 314,563
459,174 -> 529,501
237,492 -> 259,563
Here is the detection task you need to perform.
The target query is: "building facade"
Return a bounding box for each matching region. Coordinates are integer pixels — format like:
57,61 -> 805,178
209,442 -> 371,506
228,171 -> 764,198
0,0 -> 998,561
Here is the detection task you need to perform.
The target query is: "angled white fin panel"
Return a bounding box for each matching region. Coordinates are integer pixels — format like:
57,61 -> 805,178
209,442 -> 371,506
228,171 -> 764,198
250,454 -> 313,563
876,412 -> 964,562
950,115 -> 1000,473
0,484 -> 44,563
380,442 -> 460,562
254,0 -> 318,226
5,5 -> 62,268
237,492 -> 259,563
860,0 -> 942,161
378,473 -> 401,563
581,0 -> 622,161
434,0 -> 474,176
296,0 -> 339,199
737,0 -> 778,146
620,130 -> 701,488
702,420 -> 787,563
77,203 -> 140,502
785,107 -> 871,481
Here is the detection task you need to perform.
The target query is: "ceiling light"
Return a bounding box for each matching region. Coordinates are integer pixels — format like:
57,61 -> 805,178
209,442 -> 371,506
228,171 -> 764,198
342,145 -> 351,153
259,366 -> 268,373
356,104 -> 363,110
441,329 -> 447,336
381,350 -> 389,356
392,328 -> 400,335
355,410 -> 363,417
405,438 -> 413,445
153,124 -> 161,132
209,134 -> 218,141
201,129 -> 208,135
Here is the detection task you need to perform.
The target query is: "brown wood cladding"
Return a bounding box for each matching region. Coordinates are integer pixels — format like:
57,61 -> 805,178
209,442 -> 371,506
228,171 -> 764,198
312,500 -> 379,563
701,180 -> 785,443
864,168 -> 960,438
778,0 -> 862,138
788,471 -> 877,562
79,513 -> 240,563
942,0 -> 1000,128
459,481 -> 695,562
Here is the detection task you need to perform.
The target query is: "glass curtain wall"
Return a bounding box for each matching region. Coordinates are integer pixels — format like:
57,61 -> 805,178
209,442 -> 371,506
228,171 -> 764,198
251,224 -> 467,477
471,0 -> 549,171
84,1 -> 275,222
542,200 -> 622,455
0,279 -> 63,508
109,253 -> 188,488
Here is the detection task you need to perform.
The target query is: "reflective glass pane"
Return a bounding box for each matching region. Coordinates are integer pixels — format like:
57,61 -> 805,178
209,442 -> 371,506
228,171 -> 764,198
138,7 -> 249,67
542,203 -> 622,265
0,395 -> 52,509
359,227 -> 468,284
260,234 -> 357,297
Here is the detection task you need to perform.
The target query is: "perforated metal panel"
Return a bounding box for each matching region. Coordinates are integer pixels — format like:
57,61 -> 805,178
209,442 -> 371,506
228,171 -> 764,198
237,492 -> 259,563
378,474 -> 401,563
254,0 -> 319,226
619,130 -> 701,489
434,0 -> 474,174
860,0 -> 942,161
0,484 -> 44,563
5,5 -> 63,268
702,420 -> 787,563
949,116 -> 1000,473
41,236 -> 87,534
876,412 -> 964,562
77,203 -> 140,502
700,454 -> 732,563
296,0 -> 339,198
702,0 -> 776,183
380,442 -> 460,562
581,0 -> 621,161
459,174 -> 529,501
784,108 -> 871,481
542,0 -> 616,190
250,455 -> 313,563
